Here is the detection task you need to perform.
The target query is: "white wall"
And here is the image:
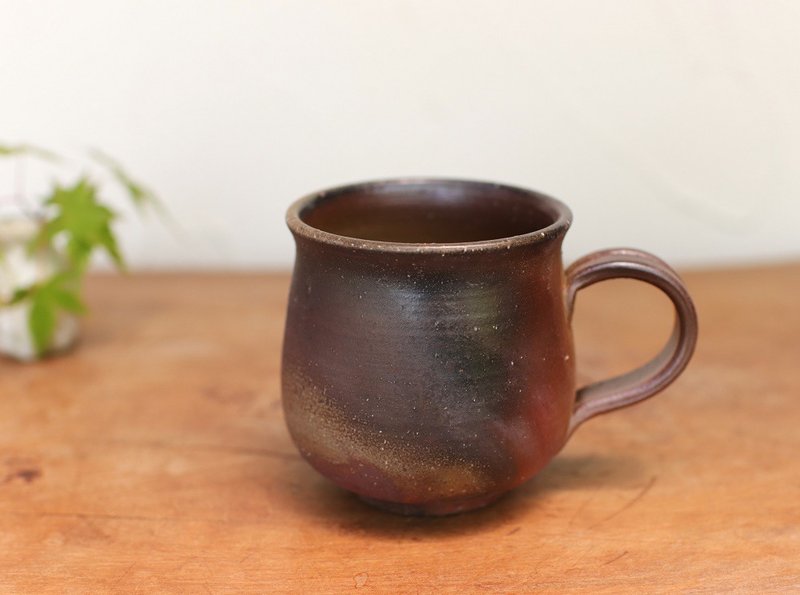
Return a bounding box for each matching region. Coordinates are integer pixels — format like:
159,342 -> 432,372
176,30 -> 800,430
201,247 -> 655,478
1,1 -> 798,270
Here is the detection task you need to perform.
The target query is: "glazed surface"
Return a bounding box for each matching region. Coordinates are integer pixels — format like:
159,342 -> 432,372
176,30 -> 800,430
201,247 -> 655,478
282,237 -> 575,512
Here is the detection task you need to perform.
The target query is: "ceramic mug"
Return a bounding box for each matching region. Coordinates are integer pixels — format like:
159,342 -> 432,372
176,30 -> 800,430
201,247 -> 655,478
282,179 -> 697,515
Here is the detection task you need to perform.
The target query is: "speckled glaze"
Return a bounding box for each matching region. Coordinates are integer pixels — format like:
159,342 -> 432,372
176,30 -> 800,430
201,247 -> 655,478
282,179 -> 697,515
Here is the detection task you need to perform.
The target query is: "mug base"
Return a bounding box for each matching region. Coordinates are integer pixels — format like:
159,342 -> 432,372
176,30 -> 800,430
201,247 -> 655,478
358,492 -> 503,516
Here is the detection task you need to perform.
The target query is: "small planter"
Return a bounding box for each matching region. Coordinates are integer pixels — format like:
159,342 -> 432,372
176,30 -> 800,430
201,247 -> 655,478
1,143 -> 159,362
0,217 -> 78,361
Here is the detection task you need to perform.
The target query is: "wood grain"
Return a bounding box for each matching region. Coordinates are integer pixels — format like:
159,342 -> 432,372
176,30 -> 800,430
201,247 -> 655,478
1,265 -> 798,593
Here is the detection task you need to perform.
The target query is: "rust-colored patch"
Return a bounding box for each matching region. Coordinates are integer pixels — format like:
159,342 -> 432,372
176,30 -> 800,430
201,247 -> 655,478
283,366 -> 493,504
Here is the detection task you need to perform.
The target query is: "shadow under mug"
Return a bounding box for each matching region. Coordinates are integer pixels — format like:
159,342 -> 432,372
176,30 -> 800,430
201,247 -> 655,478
281,179 -> 698,516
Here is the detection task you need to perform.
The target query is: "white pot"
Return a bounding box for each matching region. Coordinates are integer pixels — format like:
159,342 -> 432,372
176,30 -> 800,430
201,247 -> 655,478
0,217 -> 79,361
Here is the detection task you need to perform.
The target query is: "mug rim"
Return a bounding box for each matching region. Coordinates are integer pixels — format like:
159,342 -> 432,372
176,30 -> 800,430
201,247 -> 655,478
286,177 -> 573,254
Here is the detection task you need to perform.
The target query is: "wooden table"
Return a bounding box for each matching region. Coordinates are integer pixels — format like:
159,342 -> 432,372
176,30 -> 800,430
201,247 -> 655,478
1,265 -> 798,593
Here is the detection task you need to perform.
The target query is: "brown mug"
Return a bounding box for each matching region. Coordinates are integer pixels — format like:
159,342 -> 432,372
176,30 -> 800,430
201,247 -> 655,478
282,179 -> 698,516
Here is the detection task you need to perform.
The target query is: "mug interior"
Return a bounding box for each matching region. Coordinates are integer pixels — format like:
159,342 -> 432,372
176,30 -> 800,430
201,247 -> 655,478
296,180 -> 567,244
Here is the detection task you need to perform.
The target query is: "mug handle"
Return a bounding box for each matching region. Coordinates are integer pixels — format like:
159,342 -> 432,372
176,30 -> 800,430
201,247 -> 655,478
565,248 -> 698,435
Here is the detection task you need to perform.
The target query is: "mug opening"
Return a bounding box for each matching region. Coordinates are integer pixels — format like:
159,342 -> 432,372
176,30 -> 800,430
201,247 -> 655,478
287,178 -> 572,252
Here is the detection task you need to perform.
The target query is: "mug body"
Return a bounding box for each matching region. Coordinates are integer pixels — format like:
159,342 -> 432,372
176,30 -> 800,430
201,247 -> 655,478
282,179 -> 575,515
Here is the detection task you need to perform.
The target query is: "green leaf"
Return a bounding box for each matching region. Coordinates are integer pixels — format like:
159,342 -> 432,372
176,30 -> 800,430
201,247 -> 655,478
29,289 -> 57,355
97,226 -> 126,270
64,236 -> 94,271
45,179 -> 115,235
50,287 -> 86,314
0,143 -> 60,161
90,149 -> 160,210
37,177 -> 127,272
20,271 -> 86,355
9,287 -> 32,305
